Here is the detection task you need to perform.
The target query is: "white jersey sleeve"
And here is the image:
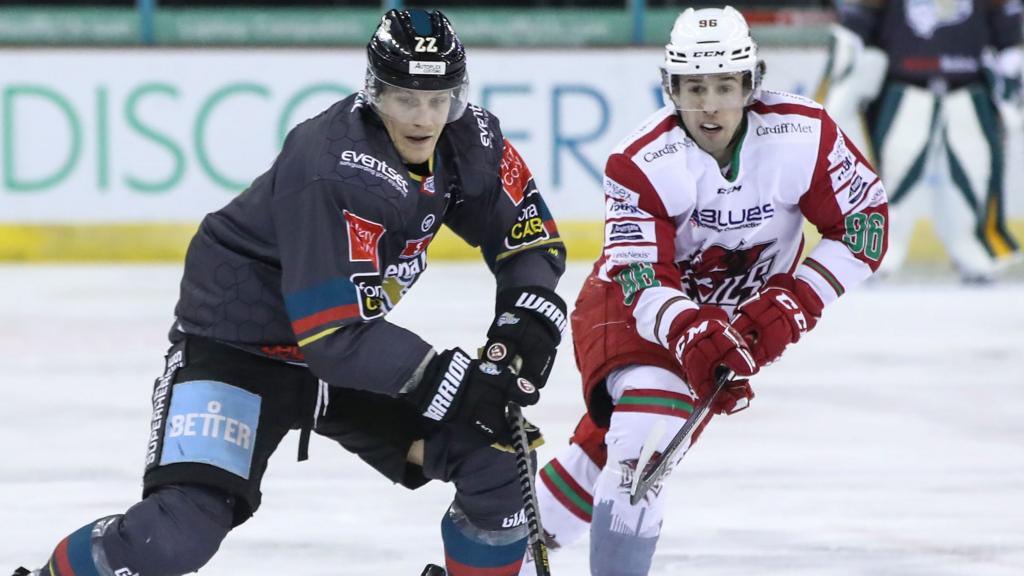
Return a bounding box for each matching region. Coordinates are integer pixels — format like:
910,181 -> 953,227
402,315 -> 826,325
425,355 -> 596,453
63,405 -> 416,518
777,100 -> 889,308
597,109 -> 700,349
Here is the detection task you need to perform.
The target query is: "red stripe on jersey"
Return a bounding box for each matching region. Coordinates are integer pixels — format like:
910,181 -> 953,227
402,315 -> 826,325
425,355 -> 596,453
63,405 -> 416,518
750,101 -> 821,119
624,115 -> 679,157
54,537 -> 74,576
291,304 -> 360,335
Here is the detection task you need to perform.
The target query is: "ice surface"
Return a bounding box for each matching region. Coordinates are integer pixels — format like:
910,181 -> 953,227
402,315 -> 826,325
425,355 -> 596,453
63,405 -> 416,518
1,263 -> 1022,575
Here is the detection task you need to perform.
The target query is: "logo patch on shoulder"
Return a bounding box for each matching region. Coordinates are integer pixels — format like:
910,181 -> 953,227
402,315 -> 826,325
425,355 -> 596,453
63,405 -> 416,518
159,380 -> 261,480
344,210 -> 385,270
505,199 -> 550,250
401,234 -> 434,259
500,139 -> 533,206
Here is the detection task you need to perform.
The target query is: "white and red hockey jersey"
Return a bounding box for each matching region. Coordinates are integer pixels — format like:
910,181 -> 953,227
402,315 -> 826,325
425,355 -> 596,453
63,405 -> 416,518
595,89 -> 888,351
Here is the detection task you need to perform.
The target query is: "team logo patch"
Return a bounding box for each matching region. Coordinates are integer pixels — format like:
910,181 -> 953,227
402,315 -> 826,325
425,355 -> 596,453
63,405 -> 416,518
504,199 -> 550,250
159,380 -> 261,480
421,176 -> 436,196
344,210 -> 385,270
517,378 -> 536,395
500,139 -> 533,206
421,214 -> 436,232
401,234 -> 434,259
617,453 -> 668,502
905,0 -> 972,39
680,241 -> 776,307
350,272 -> 387,320
486,342 -> 509,362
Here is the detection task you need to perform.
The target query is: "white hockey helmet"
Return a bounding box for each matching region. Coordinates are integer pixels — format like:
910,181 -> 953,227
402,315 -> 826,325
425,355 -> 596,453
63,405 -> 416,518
661,6 -> 765,111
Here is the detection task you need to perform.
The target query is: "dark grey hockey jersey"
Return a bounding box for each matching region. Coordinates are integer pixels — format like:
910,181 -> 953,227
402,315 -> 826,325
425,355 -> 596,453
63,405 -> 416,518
840,0 -> 1023,85
173,92 -> 566,396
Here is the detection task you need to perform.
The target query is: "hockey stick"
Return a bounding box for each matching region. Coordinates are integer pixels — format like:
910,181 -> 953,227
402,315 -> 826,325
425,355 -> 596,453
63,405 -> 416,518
507,403 -> 552,576
629,367 -> 734,506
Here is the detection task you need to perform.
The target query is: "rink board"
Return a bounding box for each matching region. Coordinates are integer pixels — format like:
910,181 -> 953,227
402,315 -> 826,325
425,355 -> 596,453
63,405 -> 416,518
2,219 -> 1023,264
1,47 -> 1021,262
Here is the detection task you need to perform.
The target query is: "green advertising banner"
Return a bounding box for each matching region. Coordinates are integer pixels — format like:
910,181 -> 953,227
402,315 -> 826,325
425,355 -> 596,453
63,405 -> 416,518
0,7 -> 831,47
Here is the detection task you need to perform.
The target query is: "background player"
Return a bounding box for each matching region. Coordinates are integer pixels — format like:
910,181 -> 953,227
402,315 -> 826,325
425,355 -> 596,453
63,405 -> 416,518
521,6 -> 888,575
13,9 -> 567,576
818,0 -> 1022,282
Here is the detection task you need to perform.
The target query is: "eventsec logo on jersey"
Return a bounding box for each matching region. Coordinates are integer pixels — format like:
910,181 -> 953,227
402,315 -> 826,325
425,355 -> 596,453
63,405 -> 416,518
339,150 -> 409,196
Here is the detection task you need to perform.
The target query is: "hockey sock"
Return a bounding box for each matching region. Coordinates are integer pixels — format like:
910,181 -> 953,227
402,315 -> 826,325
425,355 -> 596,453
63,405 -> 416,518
588,403 -> 686,576
536,450 -> 597,545
440,509 -> 526,576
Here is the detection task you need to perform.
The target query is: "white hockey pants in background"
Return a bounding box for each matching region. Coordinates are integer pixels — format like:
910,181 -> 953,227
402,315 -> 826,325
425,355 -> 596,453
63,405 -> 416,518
871,81 -> 1019,279
520,365 -> 697,576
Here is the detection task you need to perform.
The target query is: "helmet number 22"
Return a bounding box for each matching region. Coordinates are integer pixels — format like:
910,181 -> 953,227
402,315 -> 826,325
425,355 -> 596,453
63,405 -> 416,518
414,37 -> 438,53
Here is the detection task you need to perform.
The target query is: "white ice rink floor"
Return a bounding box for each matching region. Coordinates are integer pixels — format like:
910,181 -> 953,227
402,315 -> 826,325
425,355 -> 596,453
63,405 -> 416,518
2,263 -> 1023,576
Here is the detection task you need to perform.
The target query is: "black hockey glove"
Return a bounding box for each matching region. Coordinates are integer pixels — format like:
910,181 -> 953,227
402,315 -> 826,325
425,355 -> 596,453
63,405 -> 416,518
482,286 -> 567,389
405,348 -> 540,440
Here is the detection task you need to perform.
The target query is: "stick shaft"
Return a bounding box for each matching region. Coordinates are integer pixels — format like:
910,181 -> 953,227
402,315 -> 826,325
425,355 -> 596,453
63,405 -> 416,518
507,404 -> 552,576
629,368 -> 733,505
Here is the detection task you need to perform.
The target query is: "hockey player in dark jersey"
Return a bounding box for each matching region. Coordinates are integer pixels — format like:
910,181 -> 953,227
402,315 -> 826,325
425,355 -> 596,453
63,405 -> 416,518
818,0 -> 1022,282
13,9 -> 566,576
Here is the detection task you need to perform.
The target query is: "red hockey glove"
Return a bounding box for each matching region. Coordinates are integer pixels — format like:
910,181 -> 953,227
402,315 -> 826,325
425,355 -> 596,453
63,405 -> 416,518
668,306 -> 758,415
732,274 -> 824,366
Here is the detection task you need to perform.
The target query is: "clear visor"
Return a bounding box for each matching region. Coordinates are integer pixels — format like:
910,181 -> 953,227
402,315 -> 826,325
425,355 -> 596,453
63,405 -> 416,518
366,70 -> 469,125
666,72 -> 753,112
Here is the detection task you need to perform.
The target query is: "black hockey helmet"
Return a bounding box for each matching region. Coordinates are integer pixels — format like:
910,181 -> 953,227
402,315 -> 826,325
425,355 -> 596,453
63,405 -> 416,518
365,9 -> 470,123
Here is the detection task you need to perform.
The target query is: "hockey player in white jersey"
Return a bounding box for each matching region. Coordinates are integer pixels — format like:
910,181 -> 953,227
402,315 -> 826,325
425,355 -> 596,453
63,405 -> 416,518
520,7 -> 888,575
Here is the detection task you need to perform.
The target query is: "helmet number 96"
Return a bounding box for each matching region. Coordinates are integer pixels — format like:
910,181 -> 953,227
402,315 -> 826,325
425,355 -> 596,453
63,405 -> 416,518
699,19 -> 718,28
415,37 -> 438,53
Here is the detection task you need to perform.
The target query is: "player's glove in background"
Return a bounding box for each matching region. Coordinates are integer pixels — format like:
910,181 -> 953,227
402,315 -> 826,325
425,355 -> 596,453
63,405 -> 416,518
404,347 -> 539,440
668,306 -> 758,414
483,286 -> 567,388
732,274 -> 823,367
